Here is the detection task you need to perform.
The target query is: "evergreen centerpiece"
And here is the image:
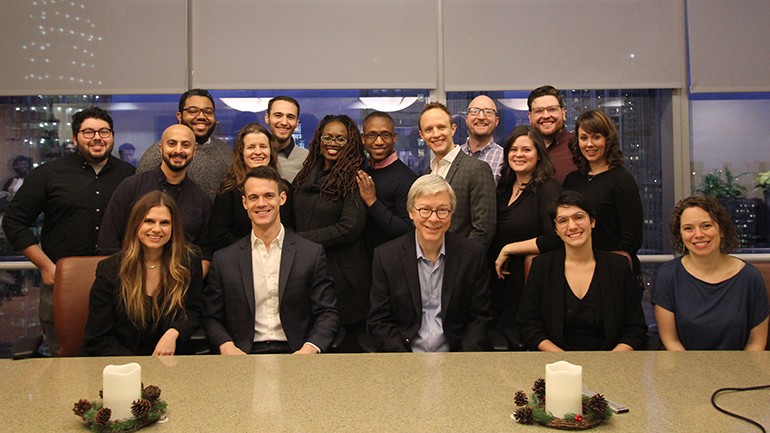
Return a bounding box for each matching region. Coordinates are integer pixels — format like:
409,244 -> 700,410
73,384 -> 167,432
512,378 -> 612,430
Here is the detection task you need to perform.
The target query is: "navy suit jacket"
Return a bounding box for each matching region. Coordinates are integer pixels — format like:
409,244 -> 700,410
367,231 -> 492,352
202,229 -> 339,352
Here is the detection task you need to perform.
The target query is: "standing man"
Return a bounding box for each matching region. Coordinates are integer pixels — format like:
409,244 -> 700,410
203,166 -> 339,354
98,125 -> 211,264
137,89 -> 231,198
527,85 -> 576,184
355,111 -> 418,254
418,102 -> 496,249
367,175 -> 492,352
264,96 -> 308,182
2,107 -> 135,355
460,95 -> 505,184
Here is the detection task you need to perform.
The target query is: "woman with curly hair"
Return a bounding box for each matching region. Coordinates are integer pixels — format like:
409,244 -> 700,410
206,123 -> 292,252
492,125 -> 563,329
652,194 -> 768,350
84,191 -> 203,356
293,114 -> 369,350
563,109 -> 643,272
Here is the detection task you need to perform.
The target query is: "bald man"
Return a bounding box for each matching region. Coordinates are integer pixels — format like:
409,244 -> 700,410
460,95 -> 505,184
97,124 -> 212,266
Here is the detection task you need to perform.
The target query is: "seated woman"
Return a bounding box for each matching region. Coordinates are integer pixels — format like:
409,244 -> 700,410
206,123 -> 292,252
517,190 -> 648,351
652,194 -> 769,351
492,125 -> 563,329
84,191 -> 203,356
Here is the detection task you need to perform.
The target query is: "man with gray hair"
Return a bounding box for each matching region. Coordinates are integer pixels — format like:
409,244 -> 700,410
367,174 -> 492,352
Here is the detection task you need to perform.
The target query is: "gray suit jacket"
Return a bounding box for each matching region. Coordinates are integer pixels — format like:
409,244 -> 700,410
202,230 -> 340,352
430,150 -> 496,249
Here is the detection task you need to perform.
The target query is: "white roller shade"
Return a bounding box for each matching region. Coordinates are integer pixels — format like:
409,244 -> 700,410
442,0 -> 685,91
190,0 -> 438,90
0,0 -> 188,96
688,0 -> 770,93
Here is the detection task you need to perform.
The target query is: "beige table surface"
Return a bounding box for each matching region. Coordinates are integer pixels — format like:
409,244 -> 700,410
2,351 -> 769,432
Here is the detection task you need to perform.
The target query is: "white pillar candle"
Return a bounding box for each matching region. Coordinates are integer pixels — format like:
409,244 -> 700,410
102,363 -> 142,420
545,360 -> 582,418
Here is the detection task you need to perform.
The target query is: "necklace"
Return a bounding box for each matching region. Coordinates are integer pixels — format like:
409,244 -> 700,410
146,264 -> 159,270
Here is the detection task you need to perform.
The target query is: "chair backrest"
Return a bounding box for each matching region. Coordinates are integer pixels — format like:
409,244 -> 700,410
750,262 -> 770,350
53,256 -> 107,356
523,250 -> 633,284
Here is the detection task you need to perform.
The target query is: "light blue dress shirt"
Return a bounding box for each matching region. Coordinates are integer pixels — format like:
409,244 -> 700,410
411,236 -> 450,352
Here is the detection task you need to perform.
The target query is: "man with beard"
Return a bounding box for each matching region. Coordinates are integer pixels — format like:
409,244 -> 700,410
137,89 -> 230,198
2,107 -> 135,355
527,85 -> 577,184
264,96 -> 308,182
98,125 -> 211,270
460,95 -> 504,185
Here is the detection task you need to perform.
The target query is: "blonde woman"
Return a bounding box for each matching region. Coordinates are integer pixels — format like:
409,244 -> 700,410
84,191 -> 203,356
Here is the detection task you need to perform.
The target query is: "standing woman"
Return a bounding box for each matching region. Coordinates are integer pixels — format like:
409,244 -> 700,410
492,125 -> 563,329
206,123 -> 293,252
517,191 -> 648,351
653,195 -> 768,351
293,114 -> 369,350
563,109 -> 643,272
84,191 -> 203,356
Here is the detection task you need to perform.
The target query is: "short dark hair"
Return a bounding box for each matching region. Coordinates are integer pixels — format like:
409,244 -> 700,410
527,85 -> 565,111
267,96 -> 301,117
569,109 -> 625,174
178,89 -> 215,114
418,102 -> 454,131
241,166 -> 283,193
71,107 -> 113,137
669,194 -> 739,254
362,111 -> 395,130
548,190 -> 597,223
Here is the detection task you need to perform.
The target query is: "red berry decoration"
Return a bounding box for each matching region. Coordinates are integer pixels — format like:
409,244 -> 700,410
574,414 -> 583,422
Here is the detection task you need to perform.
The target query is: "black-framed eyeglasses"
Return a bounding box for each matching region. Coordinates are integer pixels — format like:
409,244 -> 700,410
363,132 -> 395,143
78,128 -> 113,139
413,207 -> 452,220
320,135 -> 348,145
182,106 -> 215,117
467,107 -> 497,117
530,105 -> 562,116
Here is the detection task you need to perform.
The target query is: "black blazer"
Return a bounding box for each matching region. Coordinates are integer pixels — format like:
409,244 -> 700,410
367,231 -> 492,351
202,230 -> 339,353
517,248 -> 648,350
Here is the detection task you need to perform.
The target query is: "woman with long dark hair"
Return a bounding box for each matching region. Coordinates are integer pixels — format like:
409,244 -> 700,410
206,122 -> 292,252
293,114 -> 369,351
491,125 -> 562,329
84,191 -> 203,356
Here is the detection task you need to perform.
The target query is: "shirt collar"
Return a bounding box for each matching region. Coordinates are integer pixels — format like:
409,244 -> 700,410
251,224 -> 285,250
461,137 -> 496,155
370,152 -> 399,170
414,233 -> 446,262
278,138 -> 296,158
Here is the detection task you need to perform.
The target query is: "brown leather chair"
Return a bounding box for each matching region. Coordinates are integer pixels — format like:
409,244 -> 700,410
751,262 -> 770,350
53,256 -> 107,357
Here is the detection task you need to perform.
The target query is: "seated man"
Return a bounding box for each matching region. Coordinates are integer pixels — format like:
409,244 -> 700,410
203,166 -> 339,354
367,174 -> 492,352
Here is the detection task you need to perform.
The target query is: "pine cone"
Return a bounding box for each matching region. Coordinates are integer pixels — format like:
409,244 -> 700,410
94,408 -> 112,425
142,385 -> 161,401
513,406 -> 534,424
532,377 -> 546,401
588,394 -> 609,419
72,399 -> 92,416
131,399 -> 153,418
514,390 -> 528,406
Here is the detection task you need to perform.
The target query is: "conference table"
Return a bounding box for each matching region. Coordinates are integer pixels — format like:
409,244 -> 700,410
2,351 -> 769,432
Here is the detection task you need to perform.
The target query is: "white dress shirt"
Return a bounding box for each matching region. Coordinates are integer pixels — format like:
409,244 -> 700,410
430,145 -> 461,179
251,225 -> 288,343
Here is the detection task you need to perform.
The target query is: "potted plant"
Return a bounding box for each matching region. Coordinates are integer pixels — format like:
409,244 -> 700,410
755,170 -> 770,245
697,166 -> 759,247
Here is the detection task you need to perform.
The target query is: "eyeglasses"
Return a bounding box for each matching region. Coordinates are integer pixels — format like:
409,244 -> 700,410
182,106 -> 215,117
554,211 -> 589,227
467,107 -> 497,117
363,132 -> 395,143
320,135 -> 348,145
413,207 -> 452,220
78,128 -> 113,139
530,105 -> 562,116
